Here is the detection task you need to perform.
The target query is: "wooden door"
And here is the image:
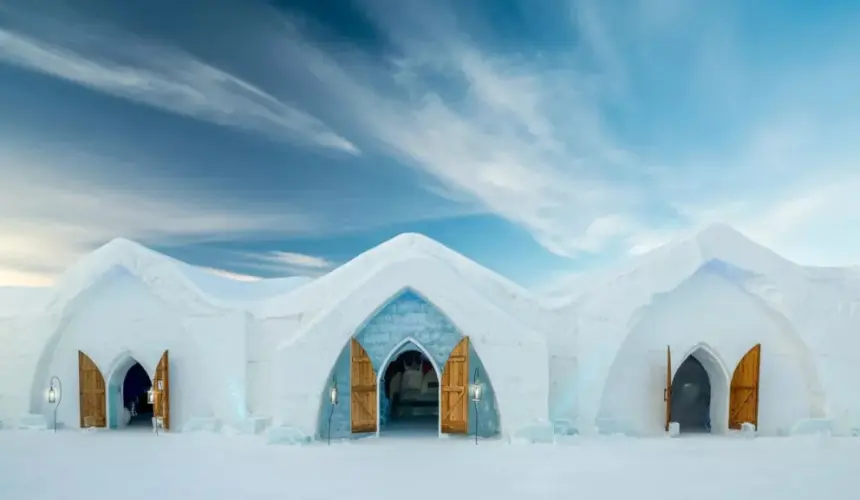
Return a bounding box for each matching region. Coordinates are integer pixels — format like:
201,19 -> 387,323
350,339 -> 377,433
729,344 -> 761,430
78,351 -> 106,428
664,345 -> 672,432
152,350 -> 170,430
441,336 -> 470,434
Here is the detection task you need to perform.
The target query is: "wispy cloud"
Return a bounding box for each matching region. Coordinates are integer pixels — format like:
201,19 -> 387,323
198,267 -> 263,282
270,0 -> 860,264
0,24 -> 359,154
0,138 -> 477,286
264,252 -> 334,270
0,148 -> 321,286
3,0 -> 860,289
267,4 -> 640,257
238,250 -> 336,278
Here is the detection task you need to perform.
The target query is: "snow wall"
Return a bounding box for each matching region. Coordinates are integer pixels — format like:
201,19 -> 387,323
316,289 -> 500,440
5,232 -> 860,438
272,257 -> 551,442
589,261 -> 828,436
245,313 -> 305,419
0,313 -> 54,426
24,267 -> 250,431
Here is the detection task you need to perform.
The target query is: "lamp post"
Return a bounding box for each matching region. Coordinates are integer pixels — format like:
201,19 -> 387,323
328,376 -> 339,446
469,368 -> 483,445
147,387 -> 158,436
47,376 -> 62,433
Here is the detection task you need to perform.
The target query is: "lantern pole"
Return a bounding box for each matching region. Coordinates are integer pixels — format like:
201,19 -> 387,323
48,376 -> 62,433
147,387 -> 158,436
328,376 -> 338,445
471,368 -> 482,445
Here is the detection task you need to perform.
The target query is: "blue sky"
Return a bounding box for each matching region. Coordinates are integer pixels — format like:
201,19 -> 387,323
1,0 -> 859,288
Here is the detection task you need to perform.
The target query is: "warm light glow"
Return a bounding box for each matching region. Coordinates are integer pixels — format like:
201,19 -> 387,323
47,386 -> 57,404
329,383 -> 338,405
470,382 -> 483,402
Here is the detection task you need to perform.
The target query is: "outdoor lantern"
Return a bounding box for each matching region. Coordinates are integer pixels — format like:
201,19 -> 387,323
327,376 -> 339,445
470,379 -> 483,403
47,376 -> 62,433
470,368 -> 483,445
329,379 -> 338,406
147,387 -> 154,404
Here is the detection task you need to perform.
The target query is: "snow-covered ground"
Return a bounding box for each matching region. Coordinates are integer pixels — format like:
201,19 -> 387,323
1,431 -> 856,500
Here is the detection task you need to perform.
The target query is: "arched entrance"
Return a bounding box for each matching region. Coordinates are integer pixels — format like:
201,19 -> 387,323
667,344 -> 731,434
315,288 -> 501,441
106,356 -> 153,429
377,338 -> 441,436
671,357 -> 711,433
76,350 -> 170,431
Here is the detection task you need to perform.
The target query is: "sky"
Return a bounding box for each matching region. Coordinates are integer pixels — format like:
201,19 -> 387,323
1,0 -> 859,289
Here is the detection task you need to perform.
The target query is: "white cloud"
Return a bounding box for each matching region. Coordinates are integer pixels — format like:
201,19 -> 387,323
237,250 -> 336,278
264,252 -> 334,270
230,247 -> 337,274
198,267 -> 263,282
312,0 -> 860,265
3,0 -> 860,289
268,8 -> 639,258
0,25 -> 359,154
0,149 -> 321,285
0,268 -> 54,287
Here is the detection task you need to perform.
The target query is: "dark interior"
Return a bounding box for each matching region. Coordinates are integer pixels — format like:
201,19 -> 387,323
123,362 -> 153,427
381,350 -> 438,432
670,356 -> 712,433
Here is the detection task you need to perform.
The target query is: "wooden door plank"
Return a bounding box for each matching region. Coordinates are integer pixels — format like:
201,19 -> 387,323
153,350 -> 170,430
664,345 -> 672,432
441,336 -> 470,434
350,339 -> 377,433
78,351 -> 106,428
729,344 -> 761,430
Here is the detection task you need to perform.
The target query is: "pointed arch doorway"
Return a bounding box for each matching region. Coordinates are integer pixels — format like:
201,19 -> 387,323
105,355 -> 153,429
77,350 -> 170,431
375,337 -> 443,437
344,335 -> 476,439
665,344 -> 732,434
316,288 -> 501,441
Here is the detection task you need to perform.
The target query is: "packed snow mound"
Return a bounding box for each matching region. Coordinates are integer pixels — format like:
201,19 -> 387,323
549,223 -> 859,336
41,237 -> 314,314
253,232 -> 547,330
14,233 -> 545,331
42,237 -> 220,313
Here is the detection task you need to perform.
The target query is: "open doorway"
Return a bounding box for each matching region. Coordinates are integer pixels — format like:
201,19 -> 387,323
107,359 -> 153,430
123,363 -> 153,427
671,356 -> 712,433
380,349 -> 439,436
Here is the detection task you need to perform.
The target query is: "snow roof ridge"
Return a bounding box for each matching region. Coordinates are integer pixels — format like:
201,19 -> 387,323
389,232 -> 536,298
46,237 -> 231,313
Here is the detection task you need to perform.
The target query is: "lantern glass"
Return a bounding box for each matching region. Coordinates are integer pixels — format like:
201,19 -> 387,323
157,380 -> 163,391
147,388 -> 154,404
329,384 -> 338,405
47,386 -> 57,404
470,382 -> 483,402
